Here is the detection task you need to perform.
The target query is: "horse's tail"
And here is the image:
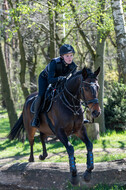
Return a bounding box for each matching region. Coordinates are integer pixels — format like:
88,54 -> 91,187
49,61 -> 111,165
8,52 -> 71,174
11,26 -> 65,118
7,113 -> 25,141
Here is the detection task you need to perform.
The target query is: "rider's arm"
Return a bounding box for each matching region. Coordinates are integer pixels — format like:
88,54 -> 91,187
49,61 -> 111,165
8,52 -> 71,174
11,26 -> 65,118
48,60 -> 59,84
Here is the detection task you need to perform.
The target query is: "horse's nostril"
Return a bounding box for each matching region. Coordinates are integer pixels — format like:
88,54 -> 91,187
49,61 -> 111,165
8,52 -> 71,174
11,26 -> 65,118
92,110 -> 100,118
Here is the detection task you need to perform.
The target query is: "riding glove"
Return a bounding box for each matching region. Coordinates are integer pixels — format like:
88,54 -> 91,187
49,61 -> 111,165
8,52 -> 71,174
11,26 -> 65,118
58,76 -> 66,82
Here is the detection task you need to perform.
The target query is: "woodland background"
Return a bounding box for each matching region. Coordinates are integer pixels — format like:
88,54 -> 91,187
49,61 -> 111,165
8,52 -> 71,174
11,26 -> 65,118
0,0 -> 126,134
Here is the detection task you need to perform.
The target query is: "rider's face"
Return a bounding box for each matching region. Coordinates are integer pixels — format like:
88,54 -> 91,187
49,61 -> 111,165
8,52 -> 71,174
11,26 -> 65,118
62,53 -> 74,64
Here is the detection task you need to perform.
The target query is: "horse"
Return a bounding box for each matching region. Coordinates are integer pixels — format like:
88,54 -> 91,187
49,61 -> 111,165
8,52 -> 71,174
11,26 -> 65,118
8,67 -> 101,185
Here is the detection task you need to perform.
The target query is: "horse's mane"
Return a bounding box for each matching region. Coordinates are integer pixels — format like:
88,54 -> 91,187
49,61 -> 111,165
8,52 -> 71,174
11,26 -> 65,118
74,68 -> 98,80
70,67 -> 95,79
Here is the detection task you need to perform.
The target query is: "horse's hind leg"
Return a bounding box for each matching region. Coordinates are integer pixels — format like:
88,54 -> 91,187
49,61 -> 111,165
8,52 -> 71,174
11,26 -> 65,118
39,132 -> 48,160
57,128 -> 79,185
29,138 -> 35,162
27,129 -> 36,162
77,125 -> 94,182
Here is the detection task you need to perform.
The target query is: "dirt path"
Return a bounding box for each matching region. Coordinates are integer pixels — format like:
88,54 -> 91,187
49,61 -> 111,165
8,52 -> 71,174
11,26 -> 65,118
0,149 -> 126,190
0,160 -> 126,190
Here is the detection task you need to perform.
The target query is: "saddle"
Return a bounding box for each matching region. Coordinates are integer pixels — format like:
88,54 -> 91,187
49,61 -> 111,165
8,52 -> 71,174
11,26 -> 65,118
30,85 -> 57,114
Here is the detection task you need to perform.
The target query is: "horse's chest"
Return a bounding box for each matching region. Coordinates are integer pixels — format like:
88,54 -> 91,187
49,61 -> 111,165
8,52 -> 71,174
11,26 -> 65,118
65,115 -> 83,135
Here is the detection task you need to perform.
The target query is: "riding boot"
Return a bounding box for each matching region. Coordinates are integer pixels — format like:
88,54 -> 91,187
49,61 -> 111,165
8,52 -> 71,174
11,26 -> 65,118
31,96 -> 42,128
83,119 -> 89,123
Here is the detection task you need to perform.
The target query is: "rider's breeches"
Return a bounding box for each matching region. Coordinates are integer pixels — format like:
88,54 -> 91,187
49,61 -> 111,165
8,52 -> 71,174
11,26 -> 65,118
38,74 -> 48,98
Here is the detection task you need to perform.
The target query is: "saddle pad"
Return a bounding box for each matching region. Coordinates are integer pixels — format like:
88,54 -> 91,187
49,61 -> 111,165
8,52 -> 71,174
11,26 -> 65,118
30,90 -> 54,114
30,97 -> 37,113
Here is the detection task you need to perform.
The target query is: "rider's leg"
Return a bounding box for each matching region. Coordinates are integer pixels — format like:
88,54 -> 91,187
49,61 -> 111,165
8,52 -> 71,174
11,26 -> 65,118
31,74 -> 48,128
31,95 -> 42,128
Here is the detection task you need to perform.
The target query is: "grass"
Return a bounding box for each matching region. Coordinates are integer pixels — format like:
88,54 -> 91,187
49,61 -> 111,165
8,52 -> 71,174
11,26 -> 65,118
66,183 -> 126,190
0,110 -> 126,163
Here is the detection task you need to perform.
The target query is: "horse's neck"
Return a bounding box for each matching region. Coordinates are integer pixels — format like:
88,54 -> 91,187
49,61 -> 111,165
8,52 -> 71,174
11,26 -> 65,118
65,75 -> 81,99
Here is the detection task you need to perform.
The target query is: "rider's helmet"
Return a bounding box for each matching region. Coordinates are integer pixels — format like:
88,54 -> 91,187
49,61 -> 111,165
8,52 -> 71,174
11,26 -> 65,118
59,44 -> 75,55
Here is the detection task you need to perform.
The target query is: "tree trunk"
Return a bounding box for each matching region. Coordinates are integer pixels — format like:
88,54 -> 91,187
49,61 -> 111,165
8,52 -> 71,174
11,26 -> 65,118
94,35 -> 106,133
0,42 -> 18,128
27,48 -> 37,94
12,38 -> 18,81
94,0 -> 106,133
48,0 -> 56,59
18,30 -> 29,98
111,0 -> 126,83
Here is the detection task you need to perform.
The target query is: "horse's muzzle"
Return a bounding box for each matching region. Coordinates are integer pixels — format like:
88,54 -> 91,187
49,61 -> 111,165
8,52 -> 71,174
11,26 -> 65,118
91,110 -> 101,118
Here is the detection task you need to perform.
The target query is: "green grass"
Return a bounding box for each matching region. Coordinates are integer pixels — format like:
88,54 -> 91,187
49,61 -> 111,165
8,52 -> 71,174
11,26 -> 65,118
0,111 -> 126,163
0,111 -> 10,138
66,183 -> 126,190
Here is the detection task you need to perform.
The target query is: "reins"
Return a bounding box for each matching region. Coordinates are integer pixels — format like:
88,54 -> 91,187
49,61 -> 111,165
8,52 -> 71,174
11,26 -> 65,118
59,85 -> 81,115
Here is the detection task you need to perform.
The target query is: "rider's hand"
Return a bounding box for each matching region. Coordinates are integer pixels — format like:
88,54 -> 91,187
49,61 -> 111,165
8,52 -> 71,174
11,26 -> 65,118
58,76 -> 66,82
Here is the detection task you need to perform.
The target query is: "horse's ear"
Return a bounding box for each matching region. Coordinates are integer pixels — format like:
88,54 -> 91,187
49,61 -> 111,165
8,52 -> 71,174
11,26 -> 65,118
82,67 -> 88,80
94,67 -> 100,77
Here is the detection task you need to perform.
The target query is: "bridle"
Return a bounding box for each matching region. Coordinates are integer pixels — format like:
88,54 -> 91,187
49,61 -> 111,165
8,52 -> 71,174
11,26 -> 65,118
59,77 -> 99,115
81,81 -> 99,108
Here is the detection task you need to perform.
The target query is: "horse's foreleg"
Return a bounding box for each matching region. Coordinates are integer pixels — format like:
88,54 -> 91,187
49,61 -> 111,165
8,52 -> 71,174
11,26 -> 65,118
77,125 -> 94,182
57,128 -> 79,185
39,132 -> 48,160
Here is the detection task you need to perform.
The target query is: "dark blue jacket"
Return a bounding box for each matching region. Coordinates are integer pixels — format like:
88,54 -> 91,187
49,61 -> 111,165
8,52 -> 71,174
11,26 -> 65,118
41,57 -> 77,84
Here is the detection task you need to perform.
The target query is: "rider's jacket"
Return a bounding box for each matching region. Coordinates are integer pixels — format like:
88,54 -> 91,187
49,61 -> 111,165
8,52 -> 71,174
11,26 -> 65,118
41,57 -> 77,84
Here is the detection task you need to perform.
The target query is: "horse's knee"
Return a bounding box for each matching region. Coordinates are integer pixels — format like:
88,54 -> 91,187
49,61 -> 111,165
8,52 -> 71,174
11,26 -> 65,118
87,141 -> 93,152
67,142 -> 74,156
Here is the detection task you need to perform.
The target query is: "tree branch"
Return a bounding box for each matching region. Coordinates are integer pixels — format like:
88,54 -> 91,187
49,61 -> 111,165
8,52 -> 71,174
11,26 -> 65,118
69,0 -> 96,60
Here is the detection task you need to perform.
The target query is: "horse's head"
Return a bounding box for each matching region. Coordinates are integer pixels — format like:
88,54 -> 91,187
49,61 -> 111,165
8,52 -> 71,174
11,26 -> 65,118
81,67 -> 101,118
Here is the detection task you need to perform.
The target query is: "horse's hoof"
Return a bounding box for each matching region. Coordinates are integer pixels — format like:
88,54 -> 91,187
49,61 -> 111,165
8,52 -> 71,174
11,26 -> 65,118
83,170 -> 91,182
71,175 -> 79,185
28,158 -> 34,162
39,155 -> 45,160
39,153 -> 48,160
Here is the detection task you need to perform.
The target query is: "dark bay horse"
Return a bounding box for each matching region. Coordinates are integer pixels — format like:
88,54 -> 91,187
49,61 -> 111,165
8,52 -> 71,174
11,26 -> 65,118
8,67 -> 101,185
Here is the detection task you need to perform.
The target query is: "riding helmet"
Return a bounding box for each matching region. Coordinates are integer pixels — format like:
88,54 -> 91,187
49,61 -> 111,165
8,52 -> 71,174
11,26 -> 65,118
59,44 -> 75,55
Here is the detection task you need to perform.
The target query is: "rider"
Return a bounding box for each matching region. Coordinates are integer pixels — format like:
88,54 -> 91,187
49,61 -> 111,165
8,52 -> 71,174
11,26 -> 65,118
31,44 -> 77,128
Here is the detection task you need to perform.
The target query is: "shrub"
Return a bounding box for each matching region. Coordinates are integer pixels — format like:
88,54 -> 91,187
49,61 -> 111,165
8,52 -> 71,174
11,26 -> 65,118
104,82 -> 126,130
